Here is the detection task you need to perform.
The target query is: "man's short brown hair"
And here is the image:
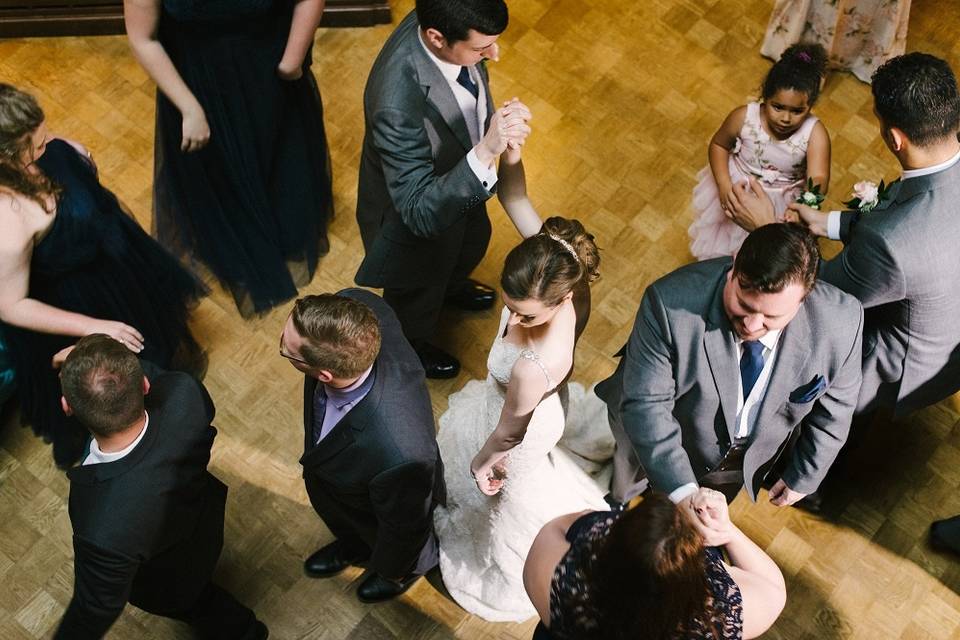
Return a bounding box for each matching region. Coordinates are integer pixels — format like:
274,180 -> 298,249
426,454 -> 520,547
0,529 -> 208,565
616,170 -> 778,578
60,334 -> 145,437
733,223 -> 820,294
291,294 -> 382,378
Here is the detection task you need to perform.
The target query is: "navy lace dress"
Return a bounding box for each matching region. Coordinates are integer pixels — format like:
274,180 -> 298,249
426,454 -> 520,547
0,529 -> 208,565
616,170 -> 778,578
538,510 -> 744,640
2,139 -> 204,466
154,0 -> 334,316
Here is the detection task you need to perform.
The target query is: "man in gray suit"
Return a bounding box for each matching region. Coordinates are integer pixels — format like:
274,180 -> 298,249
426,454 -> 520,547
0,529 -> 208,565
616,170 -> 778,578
355,0 -> 531,379
596,224 -> 864,507
733,53 -> 960,417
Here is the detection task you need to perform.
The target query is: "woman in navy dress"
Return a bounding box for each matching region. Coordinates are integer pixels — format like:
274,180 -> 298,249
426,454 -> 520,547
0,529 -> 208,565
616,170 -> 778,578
523,490 -> 787,639
125,0 -> 334,316
0,84 -> 204,466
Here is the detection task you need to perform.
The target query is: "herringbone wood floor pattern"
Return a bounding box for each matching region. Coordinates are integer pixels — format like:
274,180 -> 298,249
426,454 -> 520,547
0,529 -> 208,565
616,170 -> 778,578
2,0 -> 960,637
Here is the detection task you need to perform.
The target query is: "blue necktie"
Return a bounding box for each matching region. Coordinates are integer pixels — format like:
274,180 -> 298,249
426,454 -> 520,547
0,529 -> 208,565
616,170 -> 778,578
457,66 -> 479,100
740,341 -> 765,399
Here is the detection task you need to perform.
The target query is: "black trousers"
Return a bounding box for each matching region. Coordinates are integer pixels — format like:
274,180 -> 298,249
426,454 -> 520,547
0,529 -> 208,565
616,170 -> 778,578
139,581 -> 258,640
384,211 -> 491,342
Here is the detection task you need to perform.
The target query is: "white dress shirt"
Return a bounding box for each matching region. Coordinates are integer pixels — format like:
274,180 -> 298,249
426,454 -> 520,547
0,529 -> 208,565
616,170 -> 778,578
417,30 -> 498,191
82,411 -> 149,466
669,329 -> 782,503
826,147 -> 960,240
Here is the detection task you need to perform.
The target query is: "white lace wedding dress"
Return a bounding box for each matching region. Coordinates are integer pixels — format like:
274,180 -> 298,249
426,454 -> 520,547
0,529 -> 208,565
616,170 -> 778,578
434,308 -> 614,622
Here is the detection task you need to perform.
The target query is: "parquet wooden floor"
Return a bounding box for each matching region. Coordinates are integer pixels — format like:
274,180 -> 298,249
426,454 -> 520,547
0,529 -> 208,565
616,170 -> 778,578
2,0 -> 960,638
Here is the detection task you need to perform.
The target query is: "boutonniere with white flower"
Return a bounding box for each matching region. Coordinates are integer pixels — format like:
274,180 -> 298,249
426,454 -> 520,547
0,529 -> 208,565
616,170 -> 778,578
843,179 -> 895,213
796,178 -> 825,209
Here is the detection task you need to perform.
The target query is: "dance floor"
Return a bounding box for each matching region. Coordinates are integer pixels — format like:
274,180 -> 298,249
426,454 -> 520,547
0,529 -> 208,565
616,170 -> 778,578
2,0 -> 960,637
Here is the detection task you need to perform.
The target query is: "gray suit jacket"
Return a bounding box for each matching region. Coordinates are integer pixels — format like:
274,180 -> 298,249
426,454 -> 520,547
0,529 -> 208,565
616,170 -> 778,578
595,259 -> 864,499
355,10 -> 495,288
827,160 -> 960,415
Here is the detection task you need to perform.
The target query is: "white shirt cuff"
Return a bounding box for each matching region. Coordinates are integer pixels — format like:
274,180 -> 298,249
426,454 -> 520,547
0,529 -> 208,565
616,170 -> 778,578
669,482 -> 699,503
466,148 -> 498,192
826,210 -> 842,241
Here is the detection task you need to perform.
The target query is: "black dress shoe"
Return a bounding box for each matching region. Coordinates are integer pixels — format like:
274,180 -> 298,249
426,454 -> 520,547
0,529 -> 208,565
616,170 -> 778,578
930,516 -> 960,554
444,279 -> 496,311
412,341 -> 460,379
241,620 -> 269,640
356,572 -> 420,604
304,540 -> 370,578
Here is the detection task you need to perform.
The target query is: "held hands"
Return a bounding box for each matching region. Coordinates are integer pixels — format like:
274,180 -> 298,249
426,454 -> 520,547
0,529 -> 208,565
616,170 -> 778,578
471,456 -> 509,496
85,320 -> 145,353
181,107 -> 211,153
683,487 -> 736,547
477,98 -> 532,166
768,478 -> 807,507
785,202 -> 829,237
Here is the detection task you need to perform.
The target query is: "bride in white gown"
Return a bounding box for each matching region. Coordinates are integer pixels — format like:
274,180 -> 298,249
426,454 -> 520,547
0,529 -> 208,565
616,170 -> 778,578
433,139 -> 615,622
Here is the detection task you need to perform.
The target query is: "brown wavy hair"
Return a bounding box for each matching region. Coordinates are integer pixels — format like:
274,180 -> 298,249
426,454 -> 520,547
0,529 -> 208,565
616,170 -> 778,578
500,216 -> 600,307
291,294 -> 382,379
581,494 -> 715,639
0,83 -> 60,211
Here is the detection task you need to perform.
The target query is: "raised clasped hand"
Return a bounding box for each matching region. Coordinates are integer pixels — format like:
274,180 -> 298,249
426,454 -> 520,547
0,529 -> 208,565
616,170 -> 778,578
683,487 -> 734,547
481,98 -> 533,159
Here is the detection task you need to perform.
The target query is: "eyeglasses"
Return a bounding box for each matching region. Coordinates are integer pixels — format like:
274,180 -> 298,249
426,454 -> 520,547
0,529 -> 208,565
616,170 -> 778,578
279,332 -> 310,365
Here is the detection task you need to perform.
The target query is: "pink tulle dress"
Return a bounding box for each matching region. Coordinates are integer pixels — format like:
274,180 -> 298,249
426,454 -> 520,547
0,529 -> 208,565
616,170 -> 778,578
688,101 -> 819,260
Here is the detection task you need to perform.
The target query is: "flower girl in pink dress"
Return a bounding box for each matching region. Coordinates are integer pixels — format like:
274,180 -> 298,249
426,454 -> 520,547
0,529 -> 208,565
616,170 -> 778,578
689,44 -> 832,260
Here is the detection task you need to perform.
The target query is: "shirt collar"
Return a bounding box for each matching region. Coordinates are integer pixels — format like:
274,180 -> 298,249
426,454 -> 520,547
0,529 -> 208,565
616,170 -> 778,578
736,329 -> 781,351
902,147 -> 960,180
417,28 -> 465,83
86,411 -> 150,465
322,365 -> 375,409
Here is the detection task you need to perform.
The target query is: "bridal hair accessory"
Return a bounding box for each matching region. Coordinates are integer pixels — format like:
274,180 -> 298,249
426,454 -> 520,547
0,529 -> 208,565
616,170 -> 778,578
545,234 -> 580,263
796,51 -> 812,63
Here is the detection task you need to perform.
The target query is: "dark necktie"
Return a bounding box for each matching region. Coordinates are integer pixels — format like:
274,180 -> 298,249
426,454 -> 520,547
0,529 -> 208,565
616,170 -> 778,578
457,66 -> 479,100
740,340 -> 765,399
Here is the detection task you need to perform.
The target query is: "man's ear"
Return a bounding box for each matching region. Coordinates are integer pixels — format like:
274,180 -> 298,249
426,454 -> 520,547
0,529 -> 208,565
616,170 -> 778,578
422,27 -> 447,50
61,396 -> 73,416
142,376 -> 151,396
315,370 -> 335,384
888,126 -> 906,152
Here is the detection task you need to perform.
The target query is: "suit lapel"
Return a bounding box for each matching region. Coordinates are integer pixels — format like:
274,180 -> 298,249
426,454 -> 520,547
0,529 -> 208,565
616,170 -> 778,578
300,360 -> 384,467
753,302 -> 812,434
871,179 -> 902,212
702,271 -> 739,442
411,35 -> 474,152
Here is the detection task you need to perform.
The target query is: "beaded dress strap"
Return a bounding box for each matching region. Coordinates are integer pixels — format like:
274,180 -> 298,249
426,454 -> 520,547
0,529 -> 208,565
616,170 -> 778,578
519,349 -> 555,388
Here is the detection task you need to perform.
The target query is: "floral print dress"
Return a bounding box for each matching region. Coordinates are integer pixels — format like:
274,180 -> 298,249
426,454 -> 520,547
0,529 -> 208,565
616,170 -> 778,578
761,0 -> 910,83
688,102 -> 818,260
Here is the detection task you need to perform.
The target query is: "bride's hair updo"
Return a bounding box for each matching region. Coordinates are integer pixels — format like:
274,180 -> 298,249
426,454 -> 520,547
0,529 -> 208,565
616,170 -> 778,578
500,216 -> 600,307
0,83 -> 58,210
